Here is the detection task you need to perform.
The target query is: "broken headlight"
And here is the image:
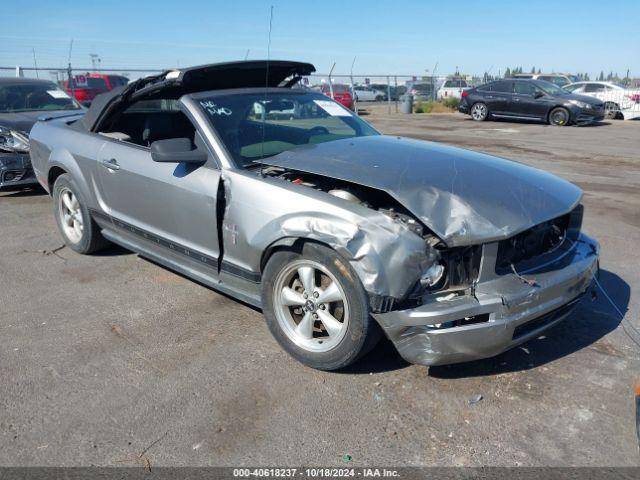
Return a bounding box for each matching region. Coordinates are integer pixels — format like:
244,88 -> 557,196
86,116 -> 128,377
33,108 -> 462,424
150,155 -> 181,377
420,263 -> 445,288
0,127 -> 30,153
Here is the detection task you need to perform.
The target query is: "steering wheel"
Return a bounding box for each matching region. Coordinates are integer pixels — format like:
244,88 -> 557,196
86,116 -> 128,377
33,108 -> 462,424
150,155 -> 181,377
308,126 -> 330,137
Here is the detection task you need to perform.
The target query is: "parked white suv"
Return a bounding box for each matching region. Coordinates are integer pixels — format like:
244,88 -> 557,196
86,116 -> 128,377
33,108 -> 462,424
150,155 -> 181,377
352,85 -> 386,102
436,79 -> 471,100
563,81 -> 640,120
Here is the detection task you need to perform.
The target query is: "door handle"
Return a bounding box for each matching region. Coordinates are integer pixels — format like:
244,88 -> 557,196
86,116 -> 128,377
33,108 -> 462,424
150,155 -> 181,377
101,158 -> 120,171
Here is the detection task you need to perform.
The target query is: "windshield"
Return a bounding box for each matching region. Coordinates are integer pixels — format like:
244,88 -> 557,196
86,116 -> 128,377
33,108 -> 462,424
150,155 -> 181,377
0,83 -> 81,113
535,80 -> 567,96
197,91 -> 378,168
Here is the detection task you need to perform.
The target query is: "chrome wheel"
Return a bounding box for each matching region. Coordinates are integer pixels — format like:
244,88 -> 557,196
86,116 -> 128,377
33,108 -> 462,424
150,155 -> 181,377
471,103 -> 487,121
550,108 -> 569,126
58,187 -> 84,244
272,259 -> 349,353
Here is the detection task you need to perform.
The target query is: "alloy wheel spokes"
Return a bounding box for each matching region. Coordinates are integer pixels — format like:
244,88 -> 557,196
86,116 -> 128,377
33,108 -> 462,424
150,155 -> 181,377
281,287 -> 305,306
59,188 -> 83,244
316,281 -> 342,304
295,311 -> 315,339
297,266 -> 316,294
273,260 -> 349,352
62,192 -> 74,212
317,310 -> 343,337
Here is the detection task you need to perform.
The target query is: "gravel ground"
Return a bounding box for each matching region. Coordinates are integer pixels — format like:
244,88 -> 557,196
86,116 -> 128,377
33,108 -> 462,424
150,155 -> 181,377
1,111 -> 639,467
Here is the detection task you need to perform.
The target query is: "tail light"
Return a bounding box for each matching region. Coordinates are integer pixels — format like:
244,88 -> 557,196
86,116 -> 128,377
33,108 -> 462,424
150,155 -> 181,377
410,89 -> 417,95
461,91 -> 469,98
626,94 -> 640,103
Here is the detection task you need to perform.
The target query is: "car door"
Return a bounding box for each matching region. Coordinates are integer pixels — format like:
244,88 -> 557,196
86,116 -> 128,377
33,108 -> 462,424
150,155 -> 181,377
509,81 -> 548,120
95,102 -> 222,267
483,80 -> 513,115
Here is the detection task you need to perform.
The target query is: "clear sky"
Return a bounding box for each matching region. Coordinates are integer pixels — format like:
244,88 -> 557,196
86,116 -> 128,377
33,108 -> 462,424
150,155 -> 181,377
1,0 -> 638,79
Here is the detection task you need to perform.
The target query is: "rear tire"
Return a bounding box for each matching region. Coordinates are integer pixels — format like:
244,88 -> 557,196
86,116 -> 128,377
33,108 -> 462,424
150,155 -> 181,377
549,107 -> 570,126
470,102 -> 489,121
261,242 -> 380,371
53,174 -> 109,254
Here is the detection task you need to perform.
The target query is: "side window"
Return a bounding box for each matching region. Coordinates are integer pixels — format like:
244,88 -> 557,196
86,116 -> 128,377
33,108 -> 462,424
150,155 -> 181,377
584,83 -> 605,93
99,98 -> 197,147
491,81 -> 512,93
514,82 -> 537,95
564,84 -> 583,93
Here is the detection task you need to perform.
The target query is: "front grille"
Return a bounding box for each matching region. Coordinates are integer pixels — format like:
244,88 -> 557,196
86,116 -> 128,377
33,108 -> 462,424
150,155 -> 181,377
495,205 -> 583,274
438,244 -> 482,291
512,297 -> 581,340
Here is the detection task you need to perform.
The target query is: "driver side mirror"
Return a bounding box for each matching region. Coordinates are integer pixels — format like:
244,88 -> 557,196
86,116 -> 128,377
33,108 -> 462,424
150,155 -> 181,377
150,138 -> 207,164
533,91 -> 545,99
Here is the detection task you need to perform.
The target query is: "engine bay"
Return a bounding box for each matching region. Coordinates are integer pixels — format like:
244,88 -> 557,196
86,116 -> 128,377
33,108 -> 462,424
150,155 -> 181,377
263,166 -> 434,241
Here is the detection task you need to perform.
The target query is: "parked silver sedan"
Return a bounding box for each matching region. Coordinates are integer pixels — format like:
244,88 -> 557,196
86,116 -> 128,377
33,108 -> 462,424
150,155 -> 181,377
29,61 -> 600,370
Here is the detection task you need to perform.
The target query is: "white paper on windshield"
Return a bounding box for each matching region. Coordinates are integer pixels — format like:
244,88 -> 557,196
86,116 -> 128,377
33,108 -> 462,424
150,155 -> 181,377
47,90 -> 70,99
313,100 -> 352,116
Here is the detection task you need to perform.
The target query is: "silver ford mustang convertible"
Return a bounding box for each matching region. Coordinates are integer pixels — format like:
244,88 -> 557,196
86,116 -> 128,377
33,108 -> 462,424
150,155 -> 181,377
29,61 -> 600,370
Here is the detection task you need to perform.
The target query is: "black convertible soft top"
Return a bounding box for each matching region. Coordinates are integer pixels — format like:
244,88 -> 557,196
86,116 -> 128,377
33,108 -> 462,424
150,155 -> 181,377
80,60 -> 316,131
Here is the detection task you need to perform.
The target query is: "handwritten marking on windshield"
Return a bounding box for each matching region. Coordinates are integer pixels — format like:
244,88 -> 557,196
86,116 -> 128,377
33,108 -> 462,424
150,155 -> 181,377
200,101 -> 232,116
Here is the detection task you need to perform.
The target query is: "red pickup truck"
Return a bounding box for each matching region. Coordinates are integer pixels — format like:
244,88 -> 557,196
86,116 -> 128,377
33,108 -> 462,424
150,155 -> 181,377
64,73 -> 129,104
319,84 -> 354,110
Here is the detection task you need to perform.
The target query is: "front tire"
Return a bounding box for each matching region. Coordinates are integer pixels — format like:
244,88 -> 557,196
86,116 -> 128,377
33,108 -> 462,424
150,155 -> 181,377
53,174 -> 109,254
549,107 -> 570,126
604,102 -> 621,120
470,102 -> 489,121
261,242 -> 380,371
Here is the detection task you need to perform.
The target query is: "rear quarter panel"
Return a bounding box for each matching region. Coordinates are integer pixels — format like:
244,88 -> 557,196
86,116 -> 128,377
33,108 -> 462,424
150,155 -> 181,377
29,119 -> 104,209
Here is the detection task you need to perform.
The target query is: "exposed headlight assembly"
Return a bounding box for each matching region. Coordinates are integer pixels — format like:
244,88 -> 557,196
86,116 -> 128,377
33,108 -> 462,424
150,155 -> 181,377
0,126 -> 30,153
568,100 -> 592,109
420,263 -> 445,288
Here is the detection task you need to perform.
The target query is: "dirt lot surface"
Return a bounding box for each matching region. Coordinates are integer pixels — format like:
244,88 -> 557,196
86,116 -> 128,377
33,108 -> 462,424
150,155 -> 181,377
1,111 -> 639,467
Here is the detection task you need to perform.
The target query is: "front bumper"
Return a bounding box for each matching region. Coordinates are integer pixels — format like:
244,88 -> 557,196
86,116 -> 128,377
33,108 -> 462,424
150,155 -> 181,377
570,106 -> 605,124
373,234 -> 600,366
0,152 -> 37,189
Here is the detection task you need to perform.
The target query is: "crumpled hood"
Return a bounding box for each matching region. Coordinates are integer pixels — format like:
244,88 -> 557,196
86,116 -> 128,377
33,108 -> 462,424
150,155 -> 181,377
263,135 -> 582,247
0,110 -> 81,134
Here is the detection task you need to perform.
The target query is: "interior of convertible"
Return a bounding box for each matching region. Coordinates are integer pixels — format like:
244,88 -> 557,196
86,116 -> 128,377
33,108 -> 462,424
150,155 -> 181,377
98,92 -> 378,166
99,99 -> 197,146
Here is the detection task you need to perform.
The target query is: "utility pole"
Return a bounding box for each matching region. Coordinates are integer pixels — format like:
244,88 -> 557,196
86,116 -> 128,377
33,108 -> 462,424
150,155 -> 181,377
90,53 -> 101,71
328,62 -> 336,100
67,39 -> 75,101
32,48 -> 39,78
350,56 -> 357,114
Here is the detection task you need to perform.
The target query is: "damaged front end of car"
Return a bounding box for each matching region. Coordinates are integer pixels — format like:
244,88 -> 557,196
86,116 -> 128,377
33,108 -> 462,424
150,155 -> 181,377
260,136 -> 600,366
0,127 -> 35,189
373,205 -> 599,366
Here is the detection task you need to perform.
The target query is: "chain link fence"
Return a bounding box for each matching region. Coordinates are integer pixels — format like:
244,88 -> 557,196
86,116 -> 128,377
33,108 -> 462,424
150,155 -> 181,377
3,65 -> 639,119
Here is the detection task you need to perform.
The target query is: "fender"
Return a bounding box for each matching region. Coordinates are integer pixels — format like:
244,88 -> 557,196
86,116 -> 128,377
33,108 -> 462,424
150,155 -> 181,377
252,211 -> 434,301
